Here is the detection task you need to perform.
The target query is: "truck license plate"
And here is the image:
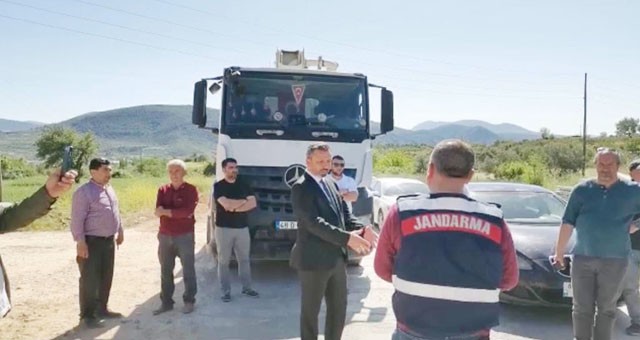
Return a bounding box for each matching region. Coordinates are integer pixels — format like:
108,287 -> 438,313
276,221 -> 297,230
563,282 -> 573,298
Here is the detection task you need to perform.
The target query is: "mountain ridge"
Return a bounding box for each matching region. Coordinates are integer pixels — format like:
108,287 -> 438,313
0,105 -> 540,160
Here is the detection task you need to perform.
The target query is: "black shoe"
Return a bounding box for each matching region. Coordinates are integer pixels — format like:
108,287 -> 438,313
82,317 -> 105,329
97,309 -> 123,319
221,293 -> 231,302
152,304 -> 173,316
627,323 -> 640,336
242,288 -> 259,298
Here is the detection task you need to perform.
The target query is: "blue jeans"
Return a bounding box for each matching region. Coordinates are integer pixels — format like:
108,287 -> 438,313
392,328 -> 489,340
622,249 -> 640,325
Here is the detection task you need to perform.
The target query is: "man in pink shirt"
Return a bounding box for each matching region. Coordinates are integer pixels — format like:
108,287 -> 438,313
70,158 -> 124,329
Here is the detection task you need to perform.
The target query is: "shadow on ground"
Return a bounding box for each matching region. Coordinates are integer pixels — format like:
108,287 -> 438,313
49,244 -> 374,340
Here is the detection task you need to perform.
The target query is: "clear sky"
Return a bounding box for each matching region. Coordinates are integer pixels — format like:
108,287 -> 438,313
1,0 -> 638,136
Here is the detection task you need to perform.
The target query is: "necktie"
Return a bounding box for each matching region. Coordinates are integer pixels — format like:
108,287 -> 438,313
320,179 -> 345,229
320,179 -> 338,210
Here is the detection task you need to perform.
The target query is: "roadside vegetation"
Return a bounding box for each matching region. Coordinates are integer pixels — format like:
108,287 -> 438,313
1,158 -> 212,231
2,128 -> 639,231
374,136 -> 639,188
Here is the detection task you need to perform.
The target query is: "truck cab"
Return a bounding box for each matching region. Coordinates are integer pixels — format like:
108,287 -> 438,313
192,50 -> 394,265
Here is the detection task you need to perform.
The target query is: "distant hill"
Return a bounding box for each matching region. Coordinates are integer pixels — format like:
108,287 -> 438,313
0,105 -> 219,160
374,124 -> 501,146
60,105 -> 219,158
412,119 -> 539,142
0,106 -> 543,161
0,118 -> 44,132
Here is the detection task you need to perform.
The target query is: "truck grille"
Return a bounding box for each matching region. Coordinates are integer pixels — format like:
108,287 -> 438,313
237,166 -> 357,219
238,166 -> 293,215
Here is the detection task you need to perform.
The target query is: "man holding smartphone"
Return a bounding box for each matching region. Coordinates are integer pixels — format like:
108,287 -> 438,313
70,158 -> 124,329
553,149 -> 640,340
1,168 -> 77,318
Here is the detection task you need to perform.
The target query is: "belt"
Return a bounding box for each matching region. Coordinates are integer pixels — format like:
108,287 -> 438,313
85,235 -> 114,241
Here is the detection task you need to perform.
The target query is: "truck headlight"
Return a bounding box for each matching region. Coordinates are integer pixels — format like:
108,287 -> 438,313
517,255 -> 533,271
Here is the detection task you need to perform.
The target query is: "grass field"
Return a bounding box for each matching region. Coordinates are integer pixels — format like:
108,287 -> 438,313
2,164 -> 600,232
2,166 -> 213,232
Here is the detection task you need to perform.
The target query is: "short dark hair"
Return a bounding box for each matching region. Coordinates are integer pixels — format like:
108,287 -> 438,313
306,142 -> 330,158
429,139 -> 475,178
89,157 -> 110,170
221,158 -> 237,168
332,155 -> 344,161
630,159 -> 640,172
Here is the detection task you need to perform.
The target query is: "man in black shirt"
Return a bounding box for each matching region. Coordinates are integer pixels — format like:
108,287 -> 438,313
213,158 -> 259,302
622,159 -> 640,335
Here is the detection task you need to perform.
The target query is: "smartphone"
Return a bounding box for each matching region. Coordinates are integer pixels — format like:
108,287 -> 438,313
549,256 -> 565,270
60,145 -> 73,178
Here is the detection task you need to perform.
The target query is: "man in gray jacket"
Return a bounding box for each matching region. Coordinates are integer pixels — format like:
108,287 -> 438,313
0,169 -> 76,317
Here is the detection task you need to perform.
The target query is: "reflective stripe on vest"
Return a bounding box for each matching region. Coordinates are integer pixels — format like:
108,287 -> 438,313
392,275 -> 500,303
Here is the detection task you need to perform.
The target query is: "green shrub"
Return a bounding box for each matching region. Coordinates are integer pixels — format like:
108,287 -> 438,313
134,158 -> 166,177
0,156 -> 38,179
373,149 -> 414,174
203,162 -> 216,176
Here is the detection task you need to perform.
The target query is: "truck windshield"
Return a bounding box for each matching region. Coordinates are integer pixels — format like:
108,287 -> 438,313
221,72 -> 368,142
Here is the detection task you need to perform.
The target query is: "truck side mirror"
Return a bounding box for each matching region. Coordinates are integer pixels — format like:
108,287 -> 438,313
192,80 -> 207,128
380,89 -> 394,134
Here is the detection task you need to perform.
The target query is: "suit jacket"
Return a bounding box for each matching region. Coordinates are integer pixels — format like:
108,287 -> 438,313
0,186 -> 55,315
290,172 -> 364,271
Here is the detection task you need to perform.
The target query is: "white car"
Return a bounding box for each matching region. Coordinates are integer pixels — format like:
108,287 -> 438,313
370,177 -> 430,228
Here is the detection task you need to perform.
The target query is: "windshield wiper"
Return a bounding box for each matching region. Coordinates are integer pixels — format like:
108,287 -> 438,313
312,131 -> 339,138
256,129 -> 284,136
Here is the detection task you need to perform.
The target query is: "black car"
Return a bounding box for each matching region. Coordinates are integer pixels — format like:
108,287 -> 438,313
467,182 -> 574,307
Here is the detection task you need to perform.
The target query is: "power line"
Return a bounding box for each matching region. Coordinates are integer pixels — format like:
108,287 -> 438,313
0,1 -> 590,99
0,13 -> 219,61
0,0 -> 248,56
150,0 -> 578,78
69,0 -> 581,89
70,0 -> 274,49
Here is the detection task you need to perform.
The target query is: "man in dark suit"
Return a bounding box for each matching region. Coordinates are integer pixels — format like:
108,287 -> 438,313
290,142 -> 378,340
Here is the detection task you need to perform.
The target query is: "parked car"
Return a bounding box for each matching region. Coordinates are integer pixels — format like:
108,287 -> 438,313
467,182 -> 574,307
370,177 -> 429,228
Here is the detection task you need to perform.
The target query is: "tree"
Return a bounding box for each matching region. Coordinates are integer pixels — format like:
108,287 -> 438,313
35,126 -> 97,179
540,127 -> 553,140
616,117 -> 639,137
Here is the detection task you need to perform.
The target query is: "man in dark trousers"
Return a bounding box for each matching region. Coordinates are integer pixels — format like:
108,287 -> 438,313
152,159 -> 199,315
554,148 -> 640,340
213,158 -> 259,302
1,169 -> 76,318
70,158 -> 124,328
290,142 -> 377,340
374,139 -> 518,340
621,159 -> 640,335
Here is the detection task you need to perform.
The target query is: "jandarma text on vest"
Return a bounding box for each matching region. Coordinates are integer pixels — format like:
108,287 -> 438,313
401,213 -> 502,243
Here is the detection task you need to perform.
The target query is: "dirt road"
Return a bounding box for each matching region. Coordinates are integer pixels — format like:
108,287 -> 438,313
1,205 -> 638,339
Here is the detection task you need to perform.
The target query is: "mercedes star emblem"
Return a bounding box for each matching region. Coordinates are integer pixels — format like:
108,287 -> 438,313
284,164 -> 306,188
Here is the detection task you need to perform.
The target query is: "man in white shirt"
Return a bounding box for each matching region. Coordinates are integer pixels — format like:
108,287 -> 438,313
330,156 -> 358,212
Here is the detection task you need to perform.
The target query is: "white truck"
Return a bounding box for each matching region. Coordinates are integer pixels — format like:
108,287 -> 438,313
191,50 -> 394,264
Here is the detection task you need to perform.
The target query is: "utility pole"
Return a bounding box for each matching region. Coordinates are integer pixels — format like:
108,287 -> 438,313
582,73 -> 587,177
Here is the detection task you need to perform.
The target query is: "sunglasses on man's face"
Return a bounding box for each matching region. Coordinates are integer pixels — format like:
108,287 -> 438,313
333,163 -> 345,167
